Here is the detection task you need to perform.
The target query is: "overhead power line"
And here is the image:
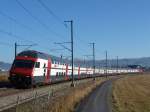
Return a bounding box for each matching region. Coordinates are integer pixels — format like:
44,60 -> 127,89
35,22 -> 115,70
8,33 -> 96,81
15,42 -> 37,57
0,41 -> 13,47
0,10 -> 32,31
0,9 -> 87,56
64,20 -> 74,87
15,0 -> 65,39
73,29 -> 91,54
0,28 -> 35,44
0,30 -> 58,54
89,42 -> 96,80
0,9 -> 56,45
36,0 -> 67,28
0,29 -> 55,52
15,0 -> 48,29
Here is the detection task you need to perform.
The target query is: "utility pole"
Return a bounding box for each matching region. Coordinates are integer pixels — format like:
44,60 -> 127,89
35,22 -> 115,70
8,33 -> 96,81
126,59 -> 128,68
83,57 -> 85,65
64,20 -> 74,87
89,43 -> 95,80
105,51 -> 108,77
14,42 -> 37,58
15,42 -> 17,58
83,55 -> 93,76
83,55 -> 86,67
99,63 -> 101,73
116,56 -> 118,74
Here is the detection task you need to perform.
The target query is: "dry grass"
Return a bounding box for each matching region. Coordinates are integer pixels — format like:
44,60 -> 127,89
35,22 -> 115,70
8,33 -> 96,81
112,74 -> 150,112
0,72 -> 8,81
48,78 -> 106,112
8,78 -> 107,112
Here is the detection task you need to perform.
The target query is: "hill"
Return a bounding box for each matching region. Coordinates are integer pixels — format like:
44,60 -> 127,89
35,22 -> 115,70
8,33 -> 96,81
75,57 -> 150,68
0,61 -> 11,71
1,57 -> 150,71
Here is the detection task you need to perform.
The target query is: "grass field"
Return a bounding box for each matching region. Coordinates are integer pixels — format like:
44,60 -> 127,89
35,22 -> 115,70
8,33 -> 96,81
112,74 -> 150,112
6,77 -> 107,112
48,78 -> 105,112
0,72 -> 8,82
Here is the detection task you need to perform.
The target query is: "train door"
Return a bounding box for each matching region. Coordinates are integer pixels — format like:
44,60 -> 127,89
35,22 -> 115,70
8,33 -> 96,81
43,62 -> 49,83
78,66 -> 80,79
65,64 -> 69,80
33,59 -> 47,84
46,59 -> 51,83
43,63 -> 46,77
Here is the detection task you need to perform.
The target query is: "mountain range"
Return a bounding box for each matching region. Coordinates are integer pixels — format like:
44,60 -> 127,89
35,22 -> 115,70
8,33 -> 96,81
1,57 -> 150,71
74,57 -> 150,68
0,61 -> 11,71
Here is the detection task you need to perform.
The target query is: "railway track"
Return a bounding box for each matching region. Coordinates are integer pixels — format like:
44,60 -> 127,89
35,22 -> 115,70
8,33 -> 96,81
0,88 -> 23,98
0,77 -> 94,112
0,73 -> 140,111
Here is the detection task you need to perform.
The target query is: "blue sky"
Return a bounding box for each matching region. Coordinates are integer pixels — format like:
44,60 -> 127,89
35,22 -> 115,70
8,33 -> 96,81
0,0 -> 150,63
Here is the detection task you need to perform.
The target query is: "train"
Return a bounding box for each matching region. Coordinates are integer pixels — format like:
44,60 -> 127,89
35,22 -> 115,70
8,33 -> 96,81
9,50 -> 142,88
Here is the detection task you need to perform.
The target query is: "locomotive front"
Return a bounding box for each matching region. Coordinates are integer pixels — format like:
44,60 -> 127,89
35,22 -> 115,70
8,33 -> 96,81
9,51 -> 37,88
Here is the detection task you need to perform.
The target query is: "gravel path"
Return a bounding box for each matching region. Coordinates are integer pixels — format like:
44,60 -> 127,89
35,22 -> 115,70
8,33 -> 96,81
76,79 -> 114,112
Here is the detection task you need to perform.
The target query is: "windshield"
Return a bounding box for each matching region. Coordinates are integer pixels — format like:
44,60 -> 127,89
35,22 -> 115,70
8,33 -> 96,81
13,60 -> 35,69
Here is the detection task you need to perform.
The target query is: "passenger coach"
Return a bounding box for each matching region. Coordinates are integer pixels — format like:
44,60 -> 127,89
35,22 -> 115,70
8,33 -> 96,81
9,50 -> 93,88
9,50 -> 142,88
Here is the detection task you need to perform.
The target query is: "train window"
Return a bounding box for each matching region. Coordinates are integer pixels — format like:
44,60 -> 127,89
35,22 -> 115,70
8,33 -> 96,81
53,61 -> 55,64
43,63 -> 46,68
13,60 -> 34,68
35,62 -> 40,68
59,72 -> 61,76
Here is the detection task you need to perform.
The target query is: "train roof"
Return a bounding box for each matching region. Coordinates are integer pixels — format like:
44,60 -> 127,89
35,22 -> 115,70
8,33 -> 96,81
17,50 -> 93,67
17,50 -> 70,64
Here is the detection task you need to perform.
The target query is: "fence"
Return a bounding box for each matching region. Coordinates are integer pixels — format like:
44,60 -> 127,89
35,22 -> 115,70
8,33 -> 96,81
0,78 -> 93,112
